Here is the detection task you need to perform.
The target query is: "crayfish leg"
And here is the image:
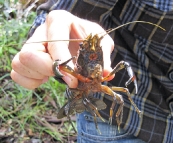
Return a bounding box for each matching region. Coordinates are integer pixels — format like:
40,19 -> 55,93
108,96 -> 116,125
102,61 -> 126,81
124,62 -> 138,94
117,115 -> 122,133
66,114 -> 77,134
83,98 -> 102,134
101,85 -> 124,125
102,61 -> 138,94
111,87 -> 141,116
83,98 -> 105,122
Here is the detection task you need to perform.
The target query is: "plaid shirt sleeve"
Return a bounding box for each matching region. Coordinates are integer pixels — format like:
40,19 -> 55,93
28,0 -> 173,143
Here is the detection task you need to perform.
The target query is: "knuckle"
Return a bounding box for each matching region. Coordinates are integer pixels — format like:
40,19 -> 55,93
19,50 -> 33,65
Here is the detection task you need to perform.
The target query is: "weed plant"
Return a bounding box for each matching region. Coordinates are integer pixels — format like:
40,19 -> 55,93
0,1 -> 76,142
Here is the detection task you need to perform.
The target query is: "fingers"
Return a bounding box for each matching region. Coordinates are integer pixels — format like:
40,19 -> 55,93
11,70 -> 48,89
11,10 -> 79,89
46,10 -> 73,61
11,24 -> 52,89
11,10 -> 115,90
19,49 -> 53,77
11,48 -> 52,89
45,10 -> 78,88
12,53 -> 46,79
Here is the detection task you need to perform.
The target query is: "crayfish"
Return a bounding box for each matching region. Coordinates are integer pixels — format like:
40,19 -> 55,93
53,31 -> 142,133
52,21 -> 165,133
26,21 -> 164,133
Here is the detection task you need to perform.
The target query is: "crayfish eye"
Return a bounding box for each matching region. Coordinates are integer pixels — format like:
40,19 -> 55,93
79,43 -> 83,47
80,41 -> 90,50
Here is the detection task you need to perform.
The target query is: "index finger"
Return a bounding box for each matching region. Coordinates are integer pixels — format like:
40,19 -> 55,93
45,10 -> 79,87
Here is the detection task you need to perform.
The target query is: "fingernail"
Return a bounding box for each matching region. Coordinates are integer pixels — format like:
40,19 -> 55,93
63,76 -> 77,88
63,76 -> 72,86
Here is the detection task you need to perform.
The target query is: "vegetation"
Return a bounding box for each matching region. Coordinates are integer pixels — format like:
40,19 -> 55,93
0,1 -> 76,142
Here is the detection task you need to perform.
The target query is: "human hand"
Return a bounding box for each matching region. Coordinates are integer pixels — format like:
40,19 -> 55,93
11,10 -> 114,89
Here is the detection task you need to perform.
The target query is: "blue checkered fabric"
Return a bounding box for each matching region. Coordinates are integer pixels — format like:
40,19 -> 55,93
28,0 -> 173,143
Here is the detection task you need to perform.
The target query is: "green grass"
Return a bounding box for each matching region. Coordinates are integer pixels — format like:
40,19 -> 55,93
0,1 -> 77,142
0,75 -> 76,142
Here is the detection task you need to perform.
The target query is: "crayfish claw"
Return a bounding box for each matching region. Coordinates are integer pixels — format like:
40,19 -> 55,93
52,56 -> 76,78
52,60 -> 64,78
124,62 -> 138,94
125,76 -> 138,94
61,56 -> 76,66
